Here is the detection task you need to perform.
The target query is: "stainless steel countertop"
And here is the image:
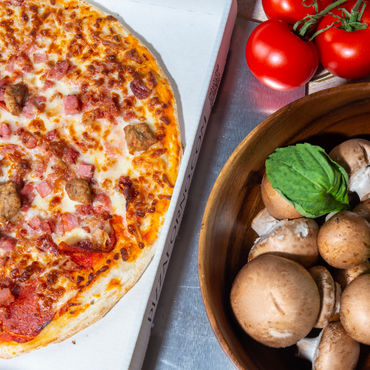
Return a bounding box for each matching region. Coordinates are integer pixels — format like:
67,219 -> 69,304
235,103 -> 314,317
142,3 -> 369,369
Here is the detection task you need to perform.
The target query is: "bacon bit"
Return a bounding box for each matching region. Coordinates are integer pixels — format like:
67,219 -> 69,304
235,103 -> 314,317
120,248 -> 128,261
0,123 -> 11,139
0,287 -> 14,305
45,129 -> 58,141
118,176 -> 138,203
147,71 -> 157,89
64,95 -> 81,115
160,116 -> 170,125
33,53 -> 48,64
48,60 -> 70,80
125,49 -> 142,64
61,213 -> 78,233
63,146 -> 79,165
37,235 -> 58,254
20,130 -> 37,149
78,162 -> 94,179
20,184 -> 35,205
36,181 -> 53,198
130,79 -> 152,100
0,77 -> 10,90
76,204 -> 93,215
162,174 -> 174,188
0,236 -> 17,252
43,80 -> 55,90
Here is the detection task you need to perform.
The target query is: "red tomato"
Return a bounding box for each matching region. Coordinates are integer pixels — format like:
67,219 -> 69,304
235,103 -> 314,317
246,20 -> 319,90
262,0 -> 332,24
315,1 -> 370,79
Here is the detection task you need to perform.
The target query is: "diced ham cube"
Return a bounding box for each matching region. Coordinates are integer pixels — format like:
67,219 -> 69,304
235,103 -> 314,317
64,95 -> 81,115
48,60 -> 70,80
20,183 -> 35,204
0,287 -> 14,305
28,216 -> 42,230
33,53 -> 48,64
28,216 -> 54,234
0,123 -> 11,139
78,163 -> 94,179
22,99 -> 35,119
94,193 -> 112,212
36,181 -> 53,198
61,213 -> 78,233
0,236 -> 17,252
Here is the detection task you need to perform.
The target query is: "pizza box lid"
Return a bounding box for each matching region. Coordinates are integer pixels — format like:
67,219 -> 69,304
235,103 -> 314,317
0,0 -> 237,369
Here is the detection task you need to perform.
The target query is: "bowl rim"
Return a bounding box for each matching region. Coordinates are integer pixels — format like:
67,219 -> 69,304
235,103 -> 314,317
198,81 -> 370,369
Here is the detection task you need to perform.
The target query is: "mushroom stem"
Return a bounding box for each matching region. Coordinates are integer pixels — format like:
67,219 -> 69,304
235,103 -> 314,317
296,332 -> 322,363
251,208 -> 280,236
297,322 -> 360,370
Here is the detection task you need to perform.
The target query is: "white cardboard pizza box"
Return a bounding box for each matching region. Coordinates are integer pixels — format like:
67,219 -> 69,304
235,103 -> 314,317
0,0 -> 237,369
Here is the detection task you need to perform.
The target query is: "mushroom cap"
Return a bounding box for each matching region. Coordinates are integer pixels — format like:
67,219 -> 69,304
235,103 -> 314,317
317,211 -> 370,269
309,266 -> 335,328
261,174 -> 302,220
334,261 -> 370,289
230,254 -> 320,348
329,138 -> 370,175
314,322 -> 360,370
340,273 -> 370,345
248,218 -> 319,267
353,199 -> 370,222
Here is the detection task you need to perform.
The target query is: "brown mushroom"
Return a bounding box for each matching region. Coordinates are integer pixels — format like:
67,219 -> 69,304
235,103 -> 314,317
353,199 -> 370,222
309,266 -> 336,328
248,218 -> 319,267
230,254 -> 320,348
317,211 -> 370,269
297,322 -> 360,370
340,273 -> 370,345
261,174 -> 301,220
334,261 -> 370,290
330,139 -> 370,201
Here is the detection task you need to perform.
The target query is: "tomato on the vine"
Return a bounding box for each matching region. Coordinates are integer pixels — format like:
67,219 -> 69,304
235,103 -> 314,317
262,0 -> 332,24
246,20 -> 319,90
315,0 -> 370,79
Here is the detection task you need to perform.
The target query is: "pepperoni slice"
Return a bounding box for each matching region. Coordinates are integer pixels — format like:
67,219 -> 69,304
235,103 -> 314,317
0,281 -> 54,342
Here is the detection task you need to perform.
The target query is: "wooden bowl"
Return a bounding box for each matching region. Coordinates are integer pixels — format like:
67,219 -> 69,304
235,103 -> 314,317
198,82 -> 370,370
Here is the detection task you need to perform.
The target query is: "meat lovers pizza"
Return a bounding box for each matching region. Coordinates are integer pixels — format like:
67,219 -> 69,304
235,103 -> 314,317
0,0 -> 181,357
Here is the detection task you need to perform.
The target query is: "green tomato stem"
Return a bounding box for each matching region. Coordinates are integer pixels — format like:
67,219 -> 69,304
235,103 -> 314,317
294,0 -> 347,37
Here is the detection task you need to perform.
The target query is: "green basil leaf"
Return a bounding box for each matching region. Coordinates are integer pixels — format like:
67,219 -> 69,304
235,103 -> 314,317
265,143 -> 349,218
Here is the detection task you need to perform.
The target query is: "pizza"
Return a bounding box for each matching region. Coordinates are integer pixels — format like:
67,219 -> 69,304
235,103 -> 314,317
0,0 -> 181,357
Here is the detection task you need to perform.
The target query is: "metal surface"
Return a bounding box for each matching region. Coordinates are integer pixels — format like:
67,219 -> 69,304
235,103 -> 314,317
142,14 -> 304,370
